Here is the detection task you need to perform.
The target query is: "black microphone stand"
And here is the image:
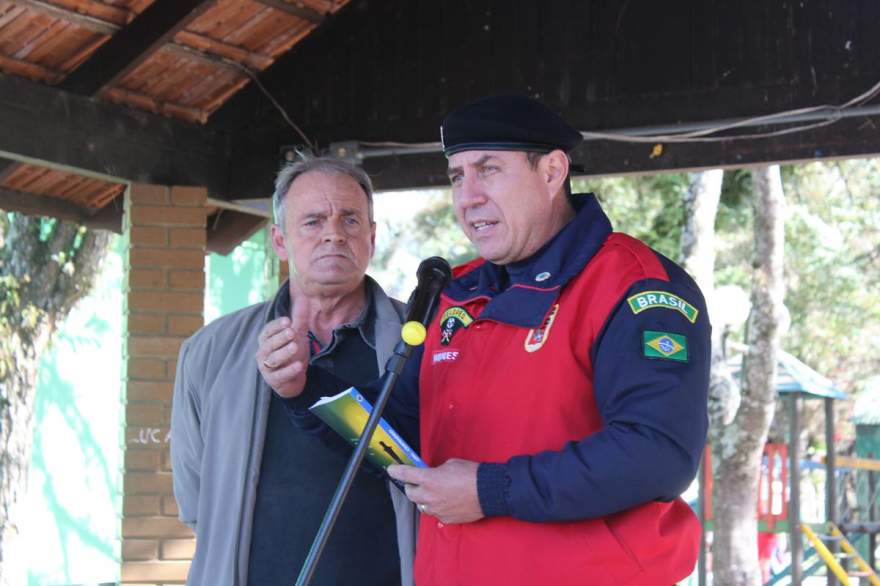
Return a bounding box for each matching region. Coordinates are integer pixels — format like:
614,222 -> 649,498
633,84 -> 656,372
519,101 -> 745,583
296,257 -> 450,585
295,338 -> 415,586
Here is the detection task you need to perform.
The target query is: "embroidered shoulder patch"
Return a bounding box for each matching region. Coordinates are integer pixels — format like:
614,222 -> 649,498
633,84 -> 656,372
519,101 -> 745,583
627,290 -> 699,323
439,306 -> 474,346
643,330 -> 688,362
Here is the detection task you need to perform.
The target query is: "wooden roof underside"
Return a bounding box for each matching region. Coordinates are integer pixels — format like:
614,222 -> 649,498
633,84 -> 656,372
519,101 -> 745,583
2,0 -> 880,253
0,0 -> 347,250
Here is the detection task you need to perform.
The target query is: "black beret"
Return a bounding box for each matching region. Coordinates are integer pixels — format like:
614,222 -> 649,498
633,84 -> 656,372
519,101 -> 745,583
440,95 -> 583,157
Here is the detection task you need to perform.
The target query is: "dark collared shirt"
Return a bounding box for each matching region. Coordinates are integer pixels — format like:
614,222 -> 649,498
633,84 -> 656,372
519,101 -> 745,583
248,283 -> 400,586
274,283 -> 378,384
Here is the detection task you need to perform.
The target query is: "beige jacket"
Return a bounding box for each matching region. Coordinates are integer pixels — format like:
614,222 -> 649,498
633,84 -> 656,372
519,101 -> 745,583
171,277 -> 416,585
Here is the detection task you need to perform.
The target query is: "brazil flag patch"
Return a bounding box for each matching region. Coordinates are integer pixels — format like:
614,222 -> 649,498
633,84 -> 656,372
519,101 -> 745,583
627,290 -> 699,323
643,330 -> 688,362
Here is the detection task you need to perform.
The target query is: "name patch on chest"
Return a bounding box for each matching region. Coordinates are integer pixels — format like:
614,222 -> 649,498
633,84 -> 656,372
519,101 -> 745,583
439,306 -> 474,346
432,349 -> 461,365
627,290 -> 699,323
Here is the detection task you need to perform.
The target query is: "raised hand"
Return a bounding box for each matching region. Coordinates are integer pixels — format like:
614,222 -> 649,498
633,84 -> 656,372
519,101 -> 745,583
256,292 -> 311,398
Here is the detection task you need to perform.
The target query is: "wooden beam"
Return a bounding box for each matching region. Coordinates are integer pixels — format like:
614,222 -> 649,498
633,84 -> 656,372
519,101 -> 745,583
0,158 -> 19,183
207,196 -> 271,219
100,85 -> 208,123
220,113 -> 880,197
822,455 -> 880,472
8,0 -> 118,34
59,0 -> 217,95
212,0 -> 880,187
163,43 -> 251,76
63,0 -> 134,26
176,30 -> 273,70
0,73 -> 229,193
253,0 -> 323,23
80,196 -> 124,232
11,1 -> 267,76
206,210 -> 268,255
571,116 -> 880,178
0,186 -> 122,232
0,53 -> 63,83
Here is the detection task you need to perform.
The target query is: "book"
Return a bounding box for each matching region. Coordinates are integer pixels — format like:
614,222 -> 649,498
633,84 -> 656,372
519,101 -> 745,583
309,387 -> 426,470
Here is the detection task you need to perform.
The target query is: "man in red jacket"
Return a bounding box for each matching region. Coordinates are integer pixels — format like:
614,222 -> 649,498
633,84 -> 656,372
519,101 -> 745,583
273,95 -> 711,585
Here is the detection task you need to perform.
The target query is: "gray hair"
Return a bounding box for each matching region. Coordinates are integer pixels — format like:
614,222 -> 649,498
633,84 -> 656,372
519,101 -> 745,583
272,157 -> 375,229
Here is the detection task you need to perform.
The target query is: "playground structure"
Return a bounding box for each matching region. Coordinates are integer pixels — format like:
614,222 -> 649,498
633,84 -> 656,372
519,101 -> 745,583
699,350 -> 880,585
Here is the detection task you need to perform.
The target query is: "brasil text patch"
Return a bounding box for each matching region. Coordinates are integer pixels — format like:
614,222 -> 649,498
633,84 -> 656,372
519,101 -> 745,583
642,330 -> 688,362
627,290 -> 699,323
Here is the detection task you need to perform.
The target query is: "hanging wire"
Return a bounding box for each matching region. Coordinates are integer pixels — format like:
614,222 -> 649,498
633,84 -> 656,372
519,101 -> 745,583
353,77 -> 880,154
228,61 -> 316,152
223,55 -> 880,155
582,77 -> 880,143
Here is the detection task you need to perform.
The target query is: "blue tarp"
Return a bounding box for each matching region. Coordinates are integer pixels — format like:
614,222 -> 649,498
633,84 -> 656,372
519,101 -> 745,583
774,350 -> 848,400
727,348 -> 848,400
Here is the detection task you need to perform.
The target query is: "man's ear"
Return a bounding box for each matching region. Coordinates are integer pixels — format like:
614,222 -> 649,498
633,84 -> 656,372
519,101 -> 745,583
541,150 -> 570,198
369,221 -> 377,259
270,223 -> 289,262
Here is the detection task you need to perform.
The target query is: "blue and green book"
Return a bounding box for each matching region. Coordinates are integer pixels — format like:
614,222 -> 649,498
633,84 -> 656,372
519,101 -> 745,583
309,387 -> 426,470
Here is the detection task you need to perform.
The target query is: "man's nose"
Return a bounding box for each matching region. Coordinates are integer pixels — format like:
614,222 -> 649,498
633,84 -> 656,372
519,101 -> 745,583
454,174 -> 486,209
321,218 -> 346,242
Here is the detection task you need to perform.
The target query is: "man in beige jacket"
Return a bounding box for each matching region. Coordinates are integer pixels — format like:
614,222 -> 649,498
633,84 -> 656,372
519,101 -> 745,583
171,157 -> 415,585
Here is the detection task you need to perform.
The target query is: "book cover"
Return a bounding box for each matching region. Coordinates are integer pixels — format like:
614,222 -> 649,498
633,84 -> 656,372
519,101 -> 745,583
309,387 -> 426,470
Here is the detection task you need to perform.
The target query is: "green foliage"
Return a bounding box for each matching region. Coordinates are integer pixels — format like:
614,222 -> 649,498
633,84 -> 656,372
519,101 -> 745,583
0,212 -> 109,380
714,170 -> 754,289
573,174 -> 689,262
410,195 -> 476,267
370,162 -> 879,396
587,162 -> 880,393
205,228 -> 272,322
370,190 -> 475,298
780,160 -> 880,388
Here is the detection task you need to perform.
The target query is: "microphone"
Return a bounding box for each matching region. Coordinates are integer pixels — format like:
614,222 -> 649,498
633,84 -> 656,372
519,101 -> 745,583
400,256 -> 452,346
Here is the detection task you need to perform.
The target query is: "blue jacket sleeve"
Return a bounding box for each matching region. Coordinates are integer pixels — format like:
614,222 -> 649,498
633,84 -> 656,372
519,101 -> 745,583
477,270 -> 711,522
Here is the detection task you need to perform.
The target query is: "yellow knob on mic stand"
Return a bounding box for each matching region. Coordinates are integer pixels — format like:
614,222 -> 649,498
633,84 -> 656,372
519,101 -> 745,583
401,321 -> 427,346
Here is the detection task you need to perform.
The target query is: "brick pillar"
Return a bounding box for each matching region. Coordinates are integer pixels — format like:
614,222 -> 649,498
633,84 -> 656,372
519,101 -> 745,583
121,184 -> 206,584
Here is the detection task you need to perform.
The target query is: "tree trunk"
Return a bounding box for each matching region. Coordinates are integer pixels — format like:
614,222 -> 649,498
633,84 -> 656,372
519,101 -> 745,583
0,213 -> 110,584
682,169 -> 740,581
682,169 -> 742,428
712,165 -> 786,585
682,169 -> 723,294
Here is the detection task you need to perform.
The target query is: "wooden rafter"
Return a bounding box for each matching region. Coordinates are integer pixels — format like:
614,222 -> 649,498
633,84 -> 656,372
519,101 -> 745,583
8,0 -> 118,35
0,74 -> 228,193
0,185 -> 122,232
252,0 -> 323,23
205,208 -> 268,255
163,43 -> 252,76
0,52 -> 63,83
54,0 -> 134,26
176,29 -> 273,70
59,0 -> 218,95
0,158 -> 18,183
10,0 -> 271,73
100,85 -> 209,123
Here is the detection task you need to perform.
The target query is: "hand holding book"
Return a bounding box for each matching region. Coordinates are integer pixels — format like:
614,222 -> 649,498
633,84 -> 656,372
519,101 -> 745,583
309,387 -> 426,471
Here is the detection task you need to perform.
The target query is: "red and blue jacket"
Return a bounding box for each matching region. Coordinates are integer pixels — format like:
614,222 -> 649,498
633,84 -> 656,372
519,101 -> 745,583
291,194 -> 710,585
